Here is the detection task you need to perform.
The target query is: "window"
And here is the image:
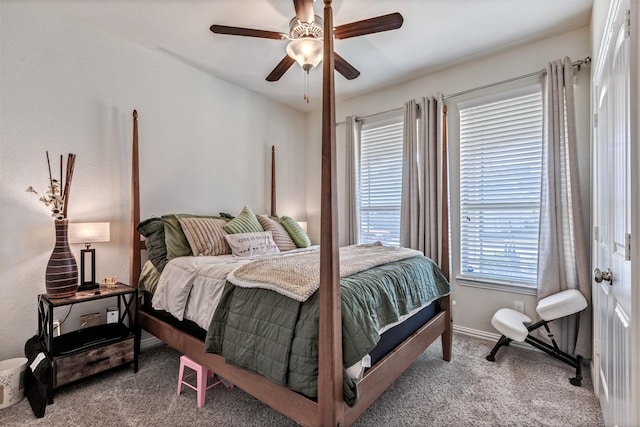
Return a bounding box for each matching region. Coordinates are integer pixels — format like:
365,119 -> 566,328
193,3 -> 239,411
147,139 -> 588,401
458,88 -> 543,287
358,117 -> 403,246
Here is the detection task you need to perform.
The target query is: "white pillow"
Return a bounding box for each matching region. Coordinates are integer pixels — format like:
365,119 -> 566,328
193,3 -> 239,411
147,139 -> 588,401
224,231 -> 280,257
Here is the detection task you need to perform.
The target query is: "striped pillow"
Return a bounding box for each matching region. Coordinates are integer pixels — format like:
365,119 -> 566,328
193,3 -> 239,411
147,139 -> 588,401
162,213 -> 226,259
280,216 -> 311,248
179,217 -> 231,256
257,214 -> 297,252
223,206 -> 263,234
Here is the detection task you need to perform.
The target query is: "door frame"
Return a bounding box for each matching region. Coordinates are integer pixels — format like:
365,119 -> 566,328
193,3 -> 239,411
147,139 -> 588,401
591,0 -> 639,424
630,1 -> 640,424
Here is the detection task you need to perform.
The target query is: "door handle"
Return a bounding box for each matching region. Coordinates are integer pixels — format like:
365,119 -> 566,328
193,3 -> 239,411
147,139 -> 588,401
594,268 -> 612,284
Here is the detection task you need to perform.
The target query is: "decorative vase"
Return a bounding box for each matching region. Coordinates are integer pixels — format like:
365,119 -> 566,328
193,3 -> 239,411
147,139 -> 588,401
45,219 -> 78,298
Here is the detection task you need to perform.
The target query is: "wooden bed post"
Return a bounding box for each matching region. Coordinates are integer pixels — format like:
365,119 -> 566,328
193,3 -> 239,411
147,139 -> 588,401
440,105 -> 453,361
318,0 -> 344,425
440,105 -> 450,282
129,110 -> 141,288
271,145 -> 277,217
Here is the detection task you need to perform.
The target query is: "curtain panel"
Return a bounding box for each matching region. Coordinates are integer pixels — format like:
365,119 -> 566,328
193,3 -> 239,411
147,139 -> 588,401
345,116 -> 361,246
400,97 -> 445,267
538,57 -> 591,357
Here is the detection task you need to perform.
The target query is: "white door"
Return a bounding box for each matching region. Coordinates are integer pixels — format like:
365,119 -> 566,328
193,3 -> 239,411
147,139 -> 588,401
592,0 -> 635,425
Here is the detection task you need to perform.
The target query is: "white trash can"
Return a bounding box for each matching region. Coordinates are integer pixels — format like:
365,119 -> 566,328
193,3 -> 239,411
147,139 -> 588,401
0,357 -> 28,409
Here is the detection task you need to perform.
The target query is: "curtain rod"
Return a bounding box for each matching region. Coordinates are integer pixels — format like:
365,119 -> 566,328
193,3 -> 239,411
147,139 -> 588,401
354,106 -> 405,124
442,56 -> 591,101
336,106 -> 405,126
339,56 -> 591,124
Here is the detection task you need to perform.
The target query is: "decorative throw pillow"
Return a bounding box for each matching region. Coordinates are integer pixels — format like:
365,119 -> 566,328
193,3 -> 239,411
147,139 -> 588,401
138,260 -> 161,295
162,214 -> 226,259
136,217 -> 168,272
280,216 -> 311,248
256,214 -> 297,252
224,231 -> 280,257
223,206 -> 263,234
179,217 -> 231,256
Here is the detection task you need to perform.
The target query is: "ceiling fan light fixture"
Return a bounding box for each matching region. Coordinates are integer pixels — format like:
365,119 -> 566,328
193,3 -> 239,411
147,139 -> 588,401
286,37 -> 323,70
289,15 -> 323,39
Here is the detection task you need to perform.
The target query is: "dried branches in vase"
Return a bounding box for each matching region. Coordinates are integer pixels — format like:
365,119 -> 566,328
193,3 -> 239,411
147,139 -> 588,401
27,152 -> 79,298
26,152 -> 76,220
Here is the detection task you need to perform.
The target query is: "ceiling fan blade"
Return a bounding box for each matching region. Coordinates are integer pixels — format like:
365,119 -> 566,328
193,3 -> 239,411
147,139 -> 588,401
334,52 -> 360,80
293,0 -> 315,23
334,12 -> 404,40
266,55 -> 296,81
210,24 -> 285,40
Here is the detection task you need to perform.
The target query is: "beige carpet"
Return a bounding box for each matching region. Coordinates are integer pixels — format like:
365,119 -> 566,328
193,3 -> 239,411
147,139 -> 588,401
2,333 -> 603,426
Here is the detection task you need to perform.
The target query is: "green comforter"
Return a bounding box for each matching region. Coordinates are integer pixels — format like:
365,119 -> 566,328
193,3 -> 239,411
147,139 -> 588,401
204,255 -> 450,406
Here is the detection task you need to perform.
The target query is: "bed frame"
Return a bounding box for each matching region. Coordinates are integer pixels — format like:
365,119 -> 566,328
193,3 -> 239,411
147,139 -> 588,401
128,2 -> 451,425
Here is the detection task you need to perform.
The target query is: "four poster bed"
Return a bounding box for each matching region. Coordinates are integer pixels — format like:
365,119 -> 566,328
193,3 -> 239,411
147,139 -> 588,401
128,2 -> 452,425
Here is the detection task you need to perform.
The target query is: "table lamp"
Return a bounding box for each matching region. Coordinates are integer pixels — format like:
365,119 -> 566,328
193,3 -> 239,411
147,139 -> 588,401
69,222 -> 110,291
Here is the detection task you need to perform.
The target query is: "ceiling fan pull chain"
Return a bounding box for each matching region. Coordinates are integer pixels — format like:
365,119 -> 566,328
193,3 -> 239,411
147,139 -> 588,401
304,69 -> 310,103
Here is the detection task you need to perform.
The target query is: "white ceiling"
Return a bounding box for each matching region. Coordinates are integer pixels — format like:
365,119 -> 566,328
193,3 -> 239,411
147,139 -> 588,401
44,0 -> 593,112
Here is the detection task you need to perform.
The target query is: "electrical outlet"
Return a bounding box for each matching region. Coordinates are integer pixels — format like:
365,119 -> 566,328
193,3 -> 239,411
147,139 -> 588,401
514,300 -> 525,313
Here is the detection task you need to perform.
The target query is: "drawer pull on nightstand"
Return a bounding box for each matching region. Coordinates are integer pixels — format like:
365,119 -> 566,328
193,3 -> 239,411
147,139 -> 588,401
87,357 -> 110,365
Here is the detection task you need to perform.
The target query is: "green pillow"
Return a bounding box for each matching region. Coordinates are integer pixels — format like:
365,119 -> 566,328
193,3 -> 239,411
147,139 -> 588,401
162,214 -> 225,259
280,216 -> 311,248
223,206 -> 264,234
138,260 -> 161,295
136,217 -> 168,272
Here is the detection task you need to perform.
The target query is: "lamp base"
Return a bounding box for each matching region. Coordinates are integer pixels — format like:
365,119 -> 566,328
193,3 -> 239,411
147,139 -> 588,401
77,282 -> 100,291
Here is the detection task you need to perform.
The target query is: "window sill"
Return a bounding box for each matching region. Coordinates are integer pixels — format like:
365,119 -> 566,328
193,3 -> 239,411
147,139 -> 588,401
455,276 -> 537,296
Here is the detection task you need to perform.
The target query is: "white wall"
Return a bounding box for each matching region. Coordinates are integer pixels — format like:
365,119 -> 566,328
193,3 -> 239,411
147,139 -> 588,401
306,27 -> 591,336
0,2 -> 306,359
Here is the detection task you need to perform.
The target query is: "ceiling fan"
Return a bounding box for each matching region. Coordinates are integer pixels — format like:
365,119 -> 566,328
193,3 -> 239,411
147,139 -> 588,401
209,0 -> 403,83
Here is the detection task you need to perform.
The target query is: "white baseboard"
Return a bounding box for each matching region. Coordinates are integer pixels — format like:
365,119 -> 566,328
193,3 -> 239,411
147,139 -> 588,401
453,325 -> 501,341
453,324 -> 534,351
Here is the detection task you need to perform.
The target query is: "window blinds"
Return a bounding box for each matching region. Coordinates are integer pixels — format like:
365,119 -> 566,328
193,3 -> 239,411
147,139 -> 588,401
459,91 -> 543,285
359,120 -> 403,247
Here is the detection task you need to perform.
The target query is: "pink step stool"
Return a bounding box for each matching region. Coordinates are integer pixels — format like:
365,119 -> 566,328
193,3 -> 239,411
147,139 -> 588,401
177,355 -> 225,408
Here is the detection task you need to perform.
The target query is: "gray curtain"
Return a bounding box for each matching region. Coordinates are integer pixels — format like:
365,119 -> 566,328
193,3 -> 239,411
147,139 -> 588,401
400,99 -> 419,248
537,57 -> 591,357
345,116 -> 360,245
400,97 -> 443,264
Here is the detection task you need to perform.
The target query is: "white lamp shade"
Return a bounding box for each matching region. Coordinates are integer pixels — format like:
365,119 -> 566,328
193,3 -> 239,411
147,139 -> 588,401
68,222 -> 110,244
286,37 -> 323,70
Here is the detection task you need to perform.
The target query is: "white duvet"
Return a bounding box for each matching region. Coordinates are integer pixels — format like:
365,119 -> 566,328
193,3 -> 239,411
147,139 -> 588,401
152,254 -> 245,329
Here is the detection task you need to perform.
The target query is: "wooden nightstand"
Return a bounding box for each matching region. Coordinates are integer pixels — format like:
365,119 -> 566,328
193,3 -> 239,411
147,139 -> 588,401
37,283 -> 139,401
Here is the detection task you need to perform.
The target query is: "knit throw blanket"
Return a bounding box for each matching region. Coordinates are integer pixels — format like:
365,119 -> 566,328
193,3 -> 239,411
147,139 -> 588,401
227,243 -> 423,302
